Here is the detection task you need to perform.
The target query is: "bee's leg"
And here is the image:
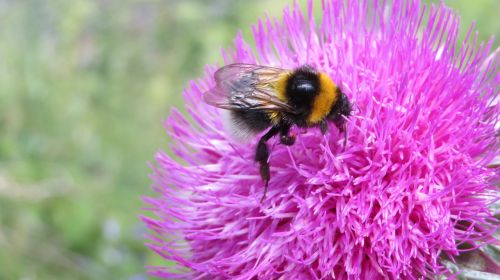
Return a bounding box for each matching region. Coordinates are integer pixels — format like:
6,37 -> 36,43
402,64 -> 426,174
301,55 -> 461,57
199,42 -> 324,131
333,119 -> 348,149
320,120 -> 328,134
255,126 -> 279,202
279,124 -> 295,146
333,117 -> 344,133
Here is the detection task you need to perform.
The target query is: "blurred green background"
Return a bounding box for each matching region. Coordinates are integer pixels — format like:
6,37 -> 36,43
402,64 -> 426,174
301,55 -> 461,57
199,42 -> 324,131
0,1 -> 498,279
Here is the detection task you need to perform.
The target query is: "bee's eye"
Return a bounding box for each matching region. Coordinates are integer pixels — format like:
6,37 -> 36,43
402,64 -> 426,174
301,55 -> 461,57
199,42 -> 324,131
293,80 -> 316,94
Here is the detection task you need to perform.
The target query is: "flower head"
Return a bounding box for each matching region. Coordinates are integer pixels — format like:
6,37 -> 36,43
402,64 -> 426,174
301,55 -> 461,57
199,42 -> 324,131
143,0 -> 499,279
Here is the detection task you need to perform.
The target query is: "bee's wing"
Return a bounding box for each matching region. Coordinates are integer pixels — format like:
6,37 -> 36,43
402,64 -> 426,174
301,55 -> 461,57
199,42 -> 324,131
203,63 -> 296,113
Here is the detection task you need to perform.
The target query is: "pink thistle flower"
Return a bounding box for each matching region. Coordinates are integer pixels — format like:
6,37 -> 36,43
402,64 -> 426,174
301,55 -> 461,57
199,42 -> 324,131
143,0 -> 499,279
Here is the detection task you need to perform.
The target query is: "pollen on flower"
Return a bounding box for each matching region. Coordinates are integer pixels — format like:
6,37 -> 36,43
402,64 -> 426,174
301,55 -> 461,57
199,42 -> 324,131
143,0 -> 499,279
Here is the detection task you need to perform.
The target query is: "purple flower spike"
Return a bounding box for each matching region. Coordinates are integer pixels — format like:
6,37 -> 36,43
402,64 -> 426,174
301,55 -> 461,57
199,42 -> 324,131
143,0 -> 499,279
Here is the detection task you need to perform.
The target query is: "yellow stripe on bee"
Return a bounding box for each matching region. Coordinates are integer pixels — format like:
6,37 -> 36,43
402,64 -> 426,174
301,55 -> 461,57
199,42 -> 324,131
274,72 -> 291,102
307,73 -> 338,125
267,73 -> 290,125
268,111 -> 281,125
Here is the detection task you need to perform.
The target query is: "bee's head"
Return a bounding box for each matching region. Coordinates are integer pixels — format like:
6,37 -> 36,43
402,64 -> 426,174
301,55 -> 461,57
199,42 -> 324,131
327,88 -> 352,129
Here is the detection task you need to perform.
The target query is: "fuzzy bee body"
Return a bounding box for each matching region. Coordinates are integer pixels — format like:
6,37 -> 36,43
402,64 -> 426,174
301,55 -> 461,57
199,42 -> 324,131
204,64 -> 352,201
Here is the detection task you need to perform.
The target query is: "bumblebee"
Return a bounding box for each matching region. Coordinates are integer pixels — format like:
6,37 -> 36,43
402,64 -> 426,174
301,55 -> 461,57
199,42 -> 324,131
204,64 -> 352,201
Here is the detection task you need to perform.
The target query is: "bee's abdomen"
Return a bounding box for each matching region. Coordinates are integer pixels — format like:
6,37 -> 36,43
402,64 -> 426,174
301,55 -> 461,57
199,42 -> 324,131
231,109 -> 272,134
